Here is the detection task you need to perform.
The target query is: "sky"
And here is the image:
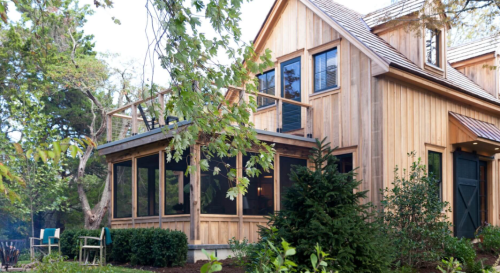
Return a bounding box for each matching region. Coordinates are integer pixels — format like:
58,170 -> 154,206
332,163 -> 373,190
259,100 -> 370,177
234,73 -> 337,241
79,0 -> 392,87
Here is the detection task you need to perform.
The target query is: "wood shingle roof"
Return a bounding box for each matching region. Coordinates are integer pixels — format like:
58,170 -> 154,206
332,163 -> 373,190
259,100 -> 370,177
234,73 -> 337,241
448,35 -> 499,64
308,0 -> 500,105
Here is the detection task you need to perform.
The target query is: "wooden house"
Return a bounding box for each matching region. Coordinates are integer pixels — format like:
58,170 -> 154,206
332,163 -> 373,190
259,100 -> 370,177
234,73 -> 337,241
97,0 -> 500,261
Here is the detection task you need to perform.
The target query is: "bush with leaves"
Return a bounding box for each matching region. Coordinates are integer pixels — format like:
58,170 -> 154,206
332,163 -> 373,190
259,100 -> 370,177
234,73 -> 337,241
380,153 -> 452,268
479,226 -> 500,255
444,236 -> 476,265
228,237 -> 252,267
60,228 -> 187,267
256,139 -> 394,272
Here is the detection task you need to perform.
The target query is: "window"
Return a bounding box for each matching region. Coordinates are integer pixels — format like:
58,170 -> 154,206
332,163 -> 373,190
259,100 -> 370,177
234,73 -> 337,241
200,153 -> 237,215
114,160 -> 132,218
165,149 -> 190,215
257,70 -> 276,108
243,153 -> 274,216
336,153 -> 353,174
279,156 -> 307,209
428,151 -> 442,200
314,48 -> 338,92
281,57 -> 302,132
137,154 -> 159,217
425,28 -> 440,67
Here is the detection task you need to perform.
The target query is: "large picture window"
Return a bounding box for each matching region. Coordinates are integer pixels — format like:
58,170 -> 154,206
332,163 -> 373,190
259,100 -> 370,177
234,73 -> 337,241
243,153 -> 274,216
114,160 -> 132,218
165,150 -> 190,215
314,48 -> 338,92
428,151 -> 442,200
200,153 -> 237,215
425,28 -> 440,67
257,70 -> 276,108
281,57 -> 302,132
279,156 -> 307,209
137,154 -> 159,217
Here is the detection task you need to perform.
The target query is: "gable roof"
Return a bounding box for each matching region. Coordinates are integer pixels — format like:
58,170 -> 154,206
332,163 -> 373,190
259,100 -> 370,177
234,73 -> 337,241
450,112 -> 500,143
363,0 -> 425,28
448,35 -> 500,64
305,0 -> 500,105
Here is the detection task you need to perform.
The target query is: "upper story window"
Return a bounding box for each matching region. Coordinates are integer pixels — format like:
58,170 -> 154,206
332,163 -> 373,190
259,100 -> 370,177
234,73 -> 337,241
257,70 -> 275,108
425,28 -> 440,67
314,48 -> 338,93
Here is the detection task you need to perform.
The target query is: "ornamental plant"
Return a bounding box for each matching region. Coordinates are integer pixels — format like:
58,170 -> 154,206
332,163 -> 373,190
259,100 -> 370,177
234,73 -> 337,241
256,138 -> 394,273
380,152 -> 452,268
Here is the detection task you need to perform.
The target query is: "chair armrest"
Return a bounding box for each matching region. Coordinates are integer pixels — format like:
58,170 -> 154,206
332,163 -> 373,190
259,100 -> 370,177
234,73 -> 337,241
78,236 -> 101,241
29,237 -> 41,240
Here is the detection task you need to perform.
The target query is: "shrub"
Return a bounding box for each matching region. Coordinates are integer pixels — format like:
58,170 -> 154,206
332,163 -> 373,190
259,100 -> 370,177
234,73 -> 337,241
444,236 -> 476,265
480,226 -> 500,254
380,152 -> 452,268
60,227 -> 187,267
228,237 -> 252,267
257,139 -> 394,273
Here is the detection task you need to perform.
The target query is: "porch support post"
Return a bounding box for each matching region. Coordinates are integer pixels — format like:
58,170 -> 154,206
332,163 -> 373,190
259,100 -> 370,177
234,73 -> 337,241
132,157 -> 137,228
237,152 -> 244,241
159,150 -> 165,228
106,114 -> 112,142
306,106 -> 313,138
131,104 -> 138,135
190,145 -> 201,244
158,94 -> 166,127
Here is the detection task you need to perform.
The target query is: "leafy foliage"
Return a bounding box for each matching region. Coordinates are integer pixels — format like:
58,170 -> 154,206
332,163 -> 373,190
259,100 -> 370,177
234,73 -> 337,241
257,138 -> 394,272
444,236 -> 477,267
228,237 -> 252,267
145,0 -> 276,200
380,152 -> 452,268
437,257 -> 464,273
479,226 -> 500,255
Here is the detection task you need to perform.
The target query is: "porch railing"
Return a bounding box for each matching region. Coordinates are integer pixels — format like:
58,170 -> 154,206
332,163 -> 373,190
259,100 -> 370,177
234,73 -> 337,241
228,86 -> 313,139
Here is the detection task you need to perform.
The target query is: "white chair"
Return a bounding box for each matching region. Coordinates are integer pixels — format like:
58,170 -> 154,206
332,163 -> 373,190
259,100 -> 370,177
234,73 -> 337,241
79,228 -> 109,266
29,228 -> 60,260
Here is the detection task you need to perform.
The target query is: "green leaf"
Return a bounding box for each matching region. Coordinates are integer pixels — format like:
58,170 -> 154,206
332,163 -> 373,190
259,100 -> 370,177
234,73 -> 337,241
310,253 -> 318,269
38,149 -> 47,163
70,145 -> 78,158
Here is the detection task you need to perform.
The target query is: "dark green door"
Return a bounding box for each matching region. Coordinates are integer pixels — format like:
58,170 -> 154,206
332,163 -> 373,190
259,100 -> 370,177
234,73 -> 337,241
281,57 -> 301,132
454,151 -> 480,238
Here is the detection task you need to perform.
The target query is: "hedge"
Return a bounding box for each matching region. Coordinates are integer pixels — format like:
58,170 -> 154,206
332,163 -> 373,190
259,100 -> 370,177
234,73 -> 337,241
60,228 -> 188,267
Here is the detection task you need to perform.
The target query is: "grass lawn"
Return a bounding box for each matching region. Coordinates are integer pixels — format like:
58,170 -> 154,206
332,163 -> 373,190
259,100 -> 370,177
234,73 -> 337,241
14,260 -> 154,273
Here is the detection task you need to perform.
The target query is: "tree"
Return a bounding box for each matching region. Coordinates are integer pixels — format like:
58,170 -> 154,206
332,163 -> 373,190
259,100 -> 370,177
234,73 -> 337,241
257,139 -> 394,273
145,0 -> 276,199
377,0 -> 500,45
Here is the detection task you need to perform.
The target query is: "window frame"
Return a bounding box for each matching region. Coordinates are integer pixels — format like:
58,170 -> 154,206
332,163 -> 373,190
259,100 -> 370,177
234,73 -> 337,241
256,69 -> 276,109
313,47 -> 339,93
113,159 -> 133,219
427,150 -> 443,201
307,39 -> 341,97
136,153 -> 161,218
425,28 -> 441,68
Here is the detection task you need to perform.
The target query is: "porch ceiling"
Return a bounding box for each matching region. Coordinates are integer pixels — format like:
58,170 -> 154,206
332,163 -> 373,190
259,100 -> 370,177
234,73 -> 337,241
449,112 -> 500,156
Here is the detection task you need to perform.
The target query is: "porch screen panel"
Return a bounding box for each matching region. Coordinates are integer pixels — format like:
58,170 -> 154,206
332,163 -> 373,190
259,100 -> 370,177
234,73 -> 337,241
165,149 -> 190,215
114,160 -> 132,218
279,156 -> 307,210
201,154 -> 237,215
243,153 -> 274,216
137,154 -> 160,217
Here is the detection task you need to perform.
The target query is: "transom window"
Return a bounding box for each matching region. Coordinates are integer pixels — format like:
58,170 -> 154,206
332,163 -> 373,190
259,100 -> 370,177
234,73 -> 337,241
257,70 -> 276,108
428,151 -> 442,201
425,28 -> 440,67
314,48 -> 338,92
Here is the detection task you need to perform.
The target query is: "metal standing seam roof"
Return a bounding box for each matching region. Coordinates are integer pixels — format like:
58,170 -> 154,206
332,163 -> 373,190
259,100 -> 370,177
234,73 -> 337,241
450,112 -> 500,143
447,35 -> 500,64
307,0 -> 500,106
363,0 -> 425,28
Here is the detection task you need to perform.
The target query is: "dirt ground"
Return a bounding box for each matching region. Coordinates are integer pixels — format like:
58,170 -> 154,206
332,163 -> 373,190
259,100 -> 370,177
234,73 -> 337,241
117,258 -> 245,273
